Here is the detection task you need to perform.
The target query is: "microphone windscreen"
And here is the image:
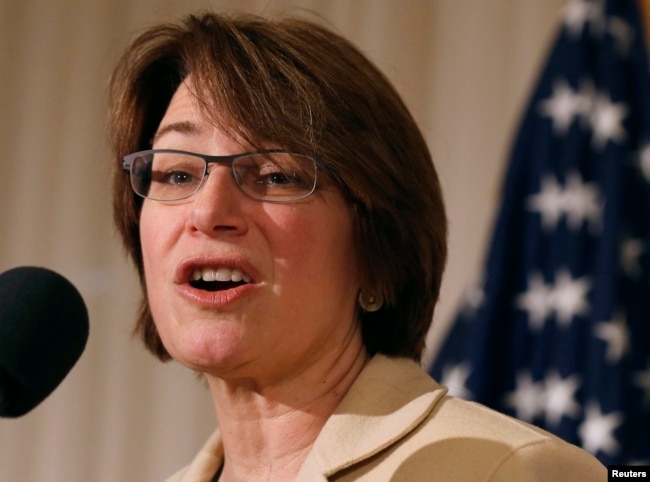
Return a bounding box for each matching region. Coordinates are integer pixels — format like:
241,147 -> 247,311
0,266 -> 89,417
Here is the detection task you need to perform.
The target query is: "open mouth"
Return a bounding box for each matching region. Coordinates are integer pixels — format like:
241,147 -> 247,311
188,267 -> 252,292
189,279 -> 248,292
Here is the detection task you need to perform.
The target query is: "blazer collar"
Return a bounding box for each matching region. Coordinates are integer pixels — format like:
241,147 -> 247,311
296,354 -> 448,480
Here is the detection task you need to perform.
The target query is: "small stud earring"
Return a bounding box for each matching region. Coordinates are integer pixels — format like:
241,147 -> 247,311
358,290 -> 384,312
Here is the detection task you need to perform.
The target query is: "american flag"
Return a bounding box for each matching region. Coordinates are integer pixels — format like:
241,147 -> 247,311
430,0 -> 650,465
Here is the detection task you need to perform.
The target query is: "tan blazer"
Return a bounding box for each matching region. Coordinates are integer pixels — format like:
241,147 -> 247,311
166,355 -> 606,481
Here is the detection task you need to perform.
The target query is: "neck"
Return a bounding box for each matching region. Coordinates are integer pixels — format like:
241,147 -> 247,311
206,342 -> 369,482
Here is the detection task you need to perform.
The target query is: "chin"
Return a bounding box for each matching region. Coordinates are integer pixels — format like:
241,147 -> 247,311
159,321 -> 249,372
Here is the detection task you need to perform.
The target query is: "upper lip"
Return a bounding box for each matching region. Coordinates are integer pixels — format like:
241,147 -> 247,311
174,256 -> 259,285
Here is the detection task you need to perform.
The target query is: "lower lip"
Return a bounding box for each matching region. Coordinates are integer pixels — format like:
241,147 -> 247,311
176,282 -> 258,307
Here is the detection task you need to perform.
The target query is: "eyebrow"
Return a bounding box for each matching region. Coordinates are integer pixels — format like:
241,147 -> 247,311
152,121 -> 200,144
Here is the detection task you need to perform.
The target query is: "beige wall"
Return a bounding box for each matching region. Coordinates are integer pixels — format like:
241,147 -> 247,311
0,1 -> 567,480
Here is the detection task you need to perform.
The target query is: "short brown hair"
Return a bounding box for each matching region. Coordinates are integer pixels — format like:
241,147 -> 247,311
108,11 -> 447,362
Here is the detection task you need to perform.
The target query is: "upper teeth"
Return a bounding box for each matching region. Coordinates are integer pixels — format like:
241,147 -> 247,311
191,267 -> 251,283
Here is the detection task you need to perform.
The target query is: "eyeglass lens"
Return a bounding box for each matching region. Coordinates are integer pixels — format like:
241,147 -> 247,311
129,151 -> 316,202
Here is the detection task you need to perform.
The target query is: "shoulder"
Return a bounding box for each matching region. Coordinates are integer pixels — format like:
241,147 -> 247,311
410,396 -> 606,480
319,355 -> 606,481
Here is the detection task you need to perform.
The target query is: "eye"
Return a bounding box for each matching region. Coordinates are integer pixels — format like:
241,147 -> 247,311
257,167 -> 293,185
149,156 -> 204,187
232,152 -> 316,201
163,170 -> 195,185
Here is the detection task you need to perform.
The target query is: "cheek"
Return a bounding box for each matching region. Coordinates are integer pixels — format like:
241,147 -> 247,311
266,202 -> 359,284
138,204 -> 187,349
139,203 -> 179,297
139,205 -> 162,271
139,206 -> 162,308
139,202 -> 182,256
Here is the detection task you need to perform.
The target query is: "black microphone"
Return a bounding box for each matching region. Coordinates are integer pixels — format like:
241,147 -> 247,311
0,266 -> 89,417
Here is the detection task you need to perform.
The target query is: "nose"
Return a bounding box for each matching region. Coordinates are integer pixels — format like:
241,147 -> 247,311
189,164 -> 248,235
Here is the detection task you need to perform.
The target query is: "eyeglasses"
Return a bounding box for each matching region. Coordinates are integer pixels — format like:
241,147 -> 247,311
122,149 -> 318,203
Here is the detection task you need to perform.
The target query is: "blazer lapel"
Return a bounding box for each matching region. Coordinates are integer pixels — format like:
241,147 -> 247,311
296,355 -> 447,480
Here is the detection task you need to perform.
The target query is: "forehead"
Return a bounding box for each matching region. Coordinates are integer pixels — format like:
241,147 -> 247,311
153,78 -> 246,151
155,79 -> 202,136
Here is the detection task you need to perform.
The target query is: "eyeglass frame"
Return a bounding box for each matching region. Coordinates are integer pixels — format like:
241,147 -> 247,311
122,148 -> 319,203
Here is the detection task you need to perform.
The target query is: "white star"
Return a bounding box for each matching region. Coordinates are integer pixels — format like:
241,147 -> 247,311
516,269 -> 591,329
578,403 -> 623,456
594,313 -> 630,363
589,93 -> 628,149
564,0 -> 602,37
621,238 -> 645,278
516,273 -> 554,331
527,176 -> 566,231
460,283 -> 485,317
526,172 -> 602,234
607,16 -> 633,56
440,362 -> 473,400
632,362 -> 650,407
639,143 -> 650,182
538,80 -> 583,134
543,371 -> 582,427
504,372 -> 544,422
551,269 -> 591,326
562,171 -> 602,232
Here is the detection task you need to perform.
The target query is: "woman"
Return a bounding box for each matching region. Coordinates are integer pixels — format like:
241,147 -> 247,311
109,12 -> 605,481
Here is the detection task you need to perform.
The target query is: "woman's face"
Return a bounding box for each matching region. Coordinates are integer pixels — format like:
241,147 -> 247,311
139,79 -> 363,382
